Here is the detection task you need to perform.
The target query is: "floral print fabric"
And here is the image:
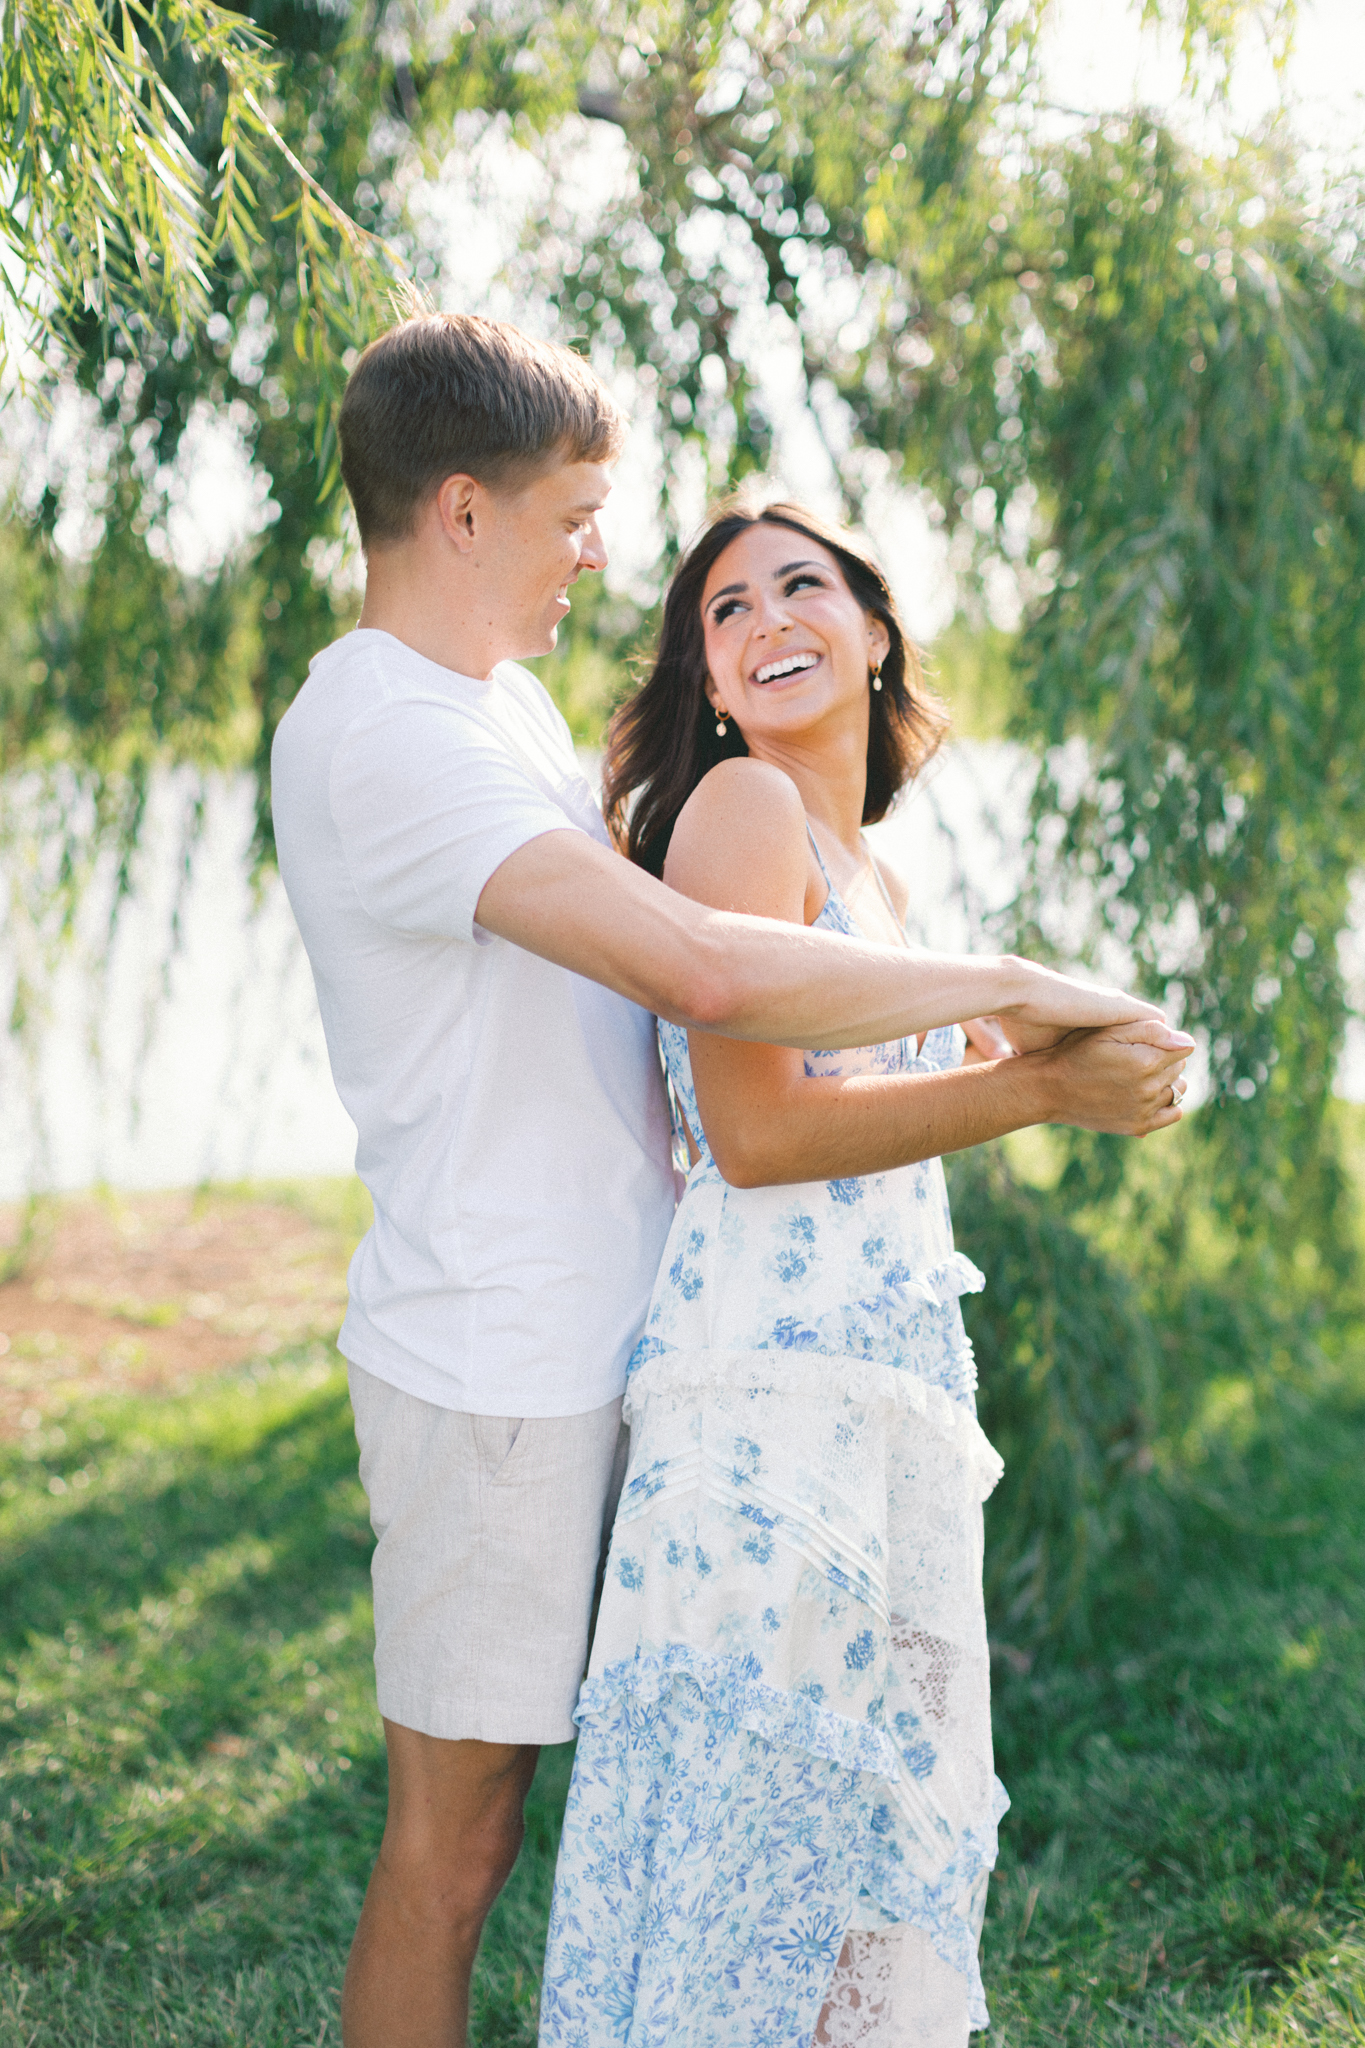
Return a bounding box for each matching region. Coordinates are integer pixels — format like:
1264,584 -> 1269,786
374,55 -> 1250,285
541,866 -> 1007,2046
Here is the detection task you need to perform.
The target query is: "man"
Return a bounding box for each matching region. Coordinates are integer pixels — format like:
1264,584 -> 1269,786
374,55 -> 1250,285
271,313 -> 1190,2048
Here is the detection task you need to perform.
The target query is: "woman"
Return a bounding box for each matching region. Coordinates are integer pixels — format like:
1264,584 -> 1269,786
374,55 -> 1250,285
539,500 -> 1174,2046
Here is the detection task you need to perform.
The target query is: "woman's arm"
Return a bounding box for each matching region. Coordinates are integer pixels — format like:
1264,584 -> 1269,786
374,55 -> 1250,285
667,764 -> 1190,1187
687,1028 -> 1187,1187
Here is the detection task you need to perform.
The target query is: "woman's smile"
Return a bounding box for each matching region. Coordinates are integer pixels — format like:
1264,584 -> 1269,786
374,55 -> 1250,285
750,649 -> 822,687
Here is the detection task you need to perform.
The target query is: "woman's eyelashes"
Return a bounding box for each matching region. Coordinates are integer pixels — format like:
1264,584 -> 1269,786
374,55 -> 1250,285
709,573 -> 829,626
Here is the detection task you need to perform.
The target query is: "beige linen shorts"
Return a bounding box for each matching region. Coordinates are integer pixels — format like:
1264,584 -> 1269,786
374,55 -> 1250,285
348,1363 -> 627,1745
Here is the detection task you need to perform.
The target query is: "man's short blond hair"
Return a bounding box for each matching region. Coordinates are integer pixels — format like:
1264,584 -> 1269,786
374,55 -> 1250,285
339,314 -> 625,547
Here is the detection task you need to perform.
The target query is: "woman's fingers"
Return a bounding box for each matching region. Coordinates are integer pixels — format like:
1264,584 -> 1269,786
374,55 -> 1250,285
1096,1018 -> 1196,1054
1002,1013 -> 1193,1058
1130,1047 -> 1191,1132
963,1014 -> 1016,1061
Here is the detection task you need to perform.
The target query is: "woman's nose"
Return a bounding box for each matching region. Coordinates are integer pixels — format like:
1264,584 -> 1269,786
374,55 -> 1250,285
753,592 -> 791,635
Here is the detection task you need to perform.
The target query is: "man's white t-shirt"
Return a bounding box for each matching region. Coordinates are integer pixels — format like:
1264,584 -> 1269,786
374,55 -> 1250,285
271,628 -> 678,1417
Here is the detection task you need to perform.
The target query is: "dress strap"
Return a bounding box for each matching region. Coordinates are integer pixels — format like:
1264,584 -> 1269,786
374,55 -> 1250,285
806,820 -> 909,947
804,820 -> 834,886
862,835 -> 909,944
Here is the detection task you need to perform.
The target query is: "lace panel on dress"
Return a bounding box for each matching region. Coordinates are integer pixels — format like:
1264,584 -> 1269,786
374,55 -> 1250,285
814,1923 -> 971,2047
892,1624 -> 964,1726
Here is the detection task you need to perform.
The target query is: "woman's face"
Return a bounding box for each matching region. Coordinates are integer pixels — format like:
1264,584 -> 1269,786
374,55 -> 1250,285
699,523 -> 890,754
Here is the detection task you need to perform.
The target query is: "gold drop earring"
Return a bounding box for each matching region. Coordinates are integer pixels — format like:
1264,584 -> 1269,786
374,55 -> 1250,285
870,661 -> 883,693
714,706 -> 730,736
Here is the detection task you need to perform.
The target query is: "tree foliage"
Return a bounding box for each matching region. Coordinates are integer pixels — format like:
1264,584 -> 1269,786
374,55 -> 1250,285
0,0 -> 404,469
1014,127 -> 1365,1259
3,0 -> 1357,1167
516,1 -> 1361,1270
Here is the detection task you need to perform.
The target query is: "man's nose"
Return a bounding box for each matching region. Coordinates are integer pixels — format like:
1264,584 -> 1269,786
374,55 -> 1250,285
580,518 -> 608,573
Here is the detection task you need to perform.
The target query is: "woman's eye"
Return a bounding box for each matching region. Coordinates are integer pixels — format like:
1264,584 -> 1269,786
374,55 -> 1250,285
712,598 -> 744,623
785,573 -> 824,594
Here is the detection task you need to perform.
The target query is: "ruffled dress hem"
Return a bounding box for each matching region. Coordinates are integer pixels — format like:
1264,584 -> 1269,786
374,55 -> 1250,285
572,1643 -> 1008,2029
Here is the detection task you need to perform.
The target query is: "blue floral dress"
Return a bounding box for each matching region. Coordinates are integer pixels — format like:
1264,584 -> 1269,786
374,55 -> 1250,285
540,843 -> 1007,2047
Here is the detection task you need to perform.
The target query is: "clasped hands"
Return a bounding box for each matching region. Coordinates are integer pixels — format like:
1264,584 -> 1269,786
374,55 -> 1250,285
961,1013 -> 1194,1137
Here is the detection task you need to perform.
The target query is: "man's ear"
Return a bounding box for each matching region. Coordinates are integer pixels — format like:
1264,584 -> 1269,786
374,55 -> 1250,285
433,473 -> 481,554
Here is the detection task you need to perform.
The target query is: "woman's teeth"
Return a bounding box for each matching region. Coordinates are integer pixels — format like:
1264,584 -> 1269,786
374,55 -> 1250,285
754,653 -> 819,685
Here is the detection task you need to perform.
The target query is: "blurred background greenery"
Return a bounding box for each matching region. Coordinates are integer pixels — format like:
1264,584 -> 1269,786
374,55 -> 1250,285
3,0 -> 1365,2039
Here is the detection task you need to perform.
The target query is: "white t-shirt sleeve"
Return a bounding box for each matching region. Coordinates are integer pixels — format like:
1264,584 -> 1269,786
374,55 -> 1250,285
329,694 -> 577,940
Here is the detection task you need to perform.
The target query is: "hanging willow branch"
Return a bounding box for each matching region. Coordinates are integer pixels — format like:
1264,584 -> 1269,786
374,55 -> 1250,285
0,0 -> 405,482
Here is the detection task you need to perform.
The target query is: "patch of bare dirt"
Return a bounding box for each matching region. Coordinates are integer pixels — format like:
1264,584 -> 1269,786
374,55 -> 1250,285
0,1187 -> 357,1437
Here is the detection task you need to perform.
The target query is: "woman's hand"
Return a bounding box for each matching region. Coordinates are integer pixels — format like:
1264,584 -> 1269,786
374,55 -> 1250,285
1028,1019 -> 1193,1134
961,1015 -> 1016,1065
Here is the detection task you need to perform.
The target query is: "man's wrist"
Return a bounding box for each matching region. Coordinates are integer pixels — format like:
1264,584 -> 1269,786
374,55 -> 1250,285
993,954 -> 1045,1019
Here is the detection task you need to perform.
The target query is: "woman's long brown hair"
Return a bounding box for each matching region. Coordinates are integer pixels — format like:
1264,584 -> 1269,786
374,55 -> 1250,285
602,500 -> 949,877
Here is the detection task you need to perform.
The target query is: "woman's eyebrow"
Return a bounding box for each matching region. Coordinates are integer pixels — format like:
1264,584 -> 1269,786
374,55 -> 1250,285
706,559 -> 825,610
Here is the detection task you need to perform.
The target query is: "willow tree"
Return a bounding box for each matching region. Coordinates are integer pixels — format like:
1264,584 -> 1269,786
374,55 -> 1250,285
0,0 -> 559,862
4,0 -> 1355,1632
511,1 -> 1360,1252
509,0 -> 1359,1630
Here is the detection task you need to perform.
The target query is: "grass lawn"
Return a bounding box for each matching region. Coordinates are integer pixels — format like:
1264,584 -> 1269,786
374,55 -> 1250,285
2,1181 -> 1364,2044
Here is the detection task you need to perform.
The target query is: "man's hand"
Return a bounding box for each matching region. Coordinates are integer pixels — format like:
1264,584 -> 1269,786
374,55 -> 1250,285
995,964 -> 1169,1049
1028,1019 -> 1194,1136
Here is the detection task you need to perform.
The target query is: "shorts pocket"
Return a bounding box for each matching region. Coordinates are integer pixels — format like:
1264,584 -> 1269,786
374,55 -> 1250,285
475,1414 -> 531,1487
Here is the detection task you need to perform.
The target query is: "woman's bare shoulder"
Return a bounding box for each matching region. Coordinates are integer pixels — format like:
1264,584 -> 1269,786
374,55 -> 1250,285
665,760 -> 810,915
677,758 -> 805,832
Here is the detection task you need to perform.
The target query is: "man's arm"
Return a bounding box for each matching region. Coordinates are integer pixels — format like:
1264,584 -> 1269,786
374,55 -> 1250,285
474,808 -> 1180,1055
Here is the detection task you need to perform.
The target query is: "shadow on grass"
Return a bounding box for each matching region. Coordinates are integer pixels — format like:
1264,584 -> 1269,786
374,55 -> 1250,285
0,1377 -> 368,1662
983,1376 -> 1365,2036
6,1356 -> 1365,2045
0,1362 -> 571,2045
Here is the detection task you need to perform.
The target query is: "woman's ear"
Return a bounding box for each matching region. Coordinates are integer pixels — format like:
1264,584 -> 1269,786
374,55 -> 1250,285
867,615 -> 892,672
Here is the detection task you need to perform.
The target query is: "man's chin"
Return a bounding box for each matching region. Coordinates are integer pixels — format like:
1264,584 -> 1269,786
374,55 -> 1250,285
518,622 -> 562,661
